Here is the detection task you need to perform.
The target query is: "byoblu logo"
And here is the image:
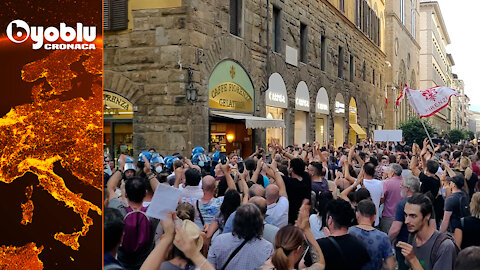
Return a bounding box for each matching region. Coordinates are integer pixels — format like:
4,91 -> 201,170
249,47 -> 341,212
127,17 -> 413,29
6,19 -> 97,50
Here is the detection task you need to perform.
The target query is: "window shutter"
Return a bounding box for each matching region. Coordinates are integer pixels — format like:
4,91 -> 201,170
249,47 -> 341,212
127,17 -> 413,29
110,0 -> 128,31
237,0 -> 243,36
230,0 -> 238,35
103,0 -> 111,30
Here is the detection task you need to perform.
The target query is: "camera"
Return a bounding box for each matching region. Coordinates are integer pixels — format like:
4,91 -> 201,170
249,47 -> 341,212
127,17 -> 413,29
219,153 -> 227,165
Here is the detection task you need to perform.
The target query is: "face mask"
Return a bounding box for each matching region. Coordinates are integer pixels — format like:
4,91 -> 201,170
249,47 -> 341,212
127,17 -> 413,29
155,166 -> 163,173
198,161 -> 205,167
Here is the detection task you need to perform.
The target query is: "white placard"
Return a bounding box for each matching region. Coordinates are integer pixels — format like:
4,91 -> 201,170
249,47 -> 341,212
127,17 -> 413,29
286,45 -> 298,66
374,130 -> 403,142
146,184 -> 182,220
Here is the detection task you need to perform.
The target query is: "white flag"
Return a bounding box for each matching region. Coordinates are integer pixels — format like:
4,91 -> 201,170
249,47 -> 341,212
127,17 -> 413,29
405,86 -> 459,118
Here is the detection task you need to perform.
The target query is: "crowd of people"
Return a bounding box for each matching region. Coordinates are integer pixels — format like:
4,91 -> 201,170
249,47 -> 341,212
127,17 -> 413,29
104,138 -> 480,270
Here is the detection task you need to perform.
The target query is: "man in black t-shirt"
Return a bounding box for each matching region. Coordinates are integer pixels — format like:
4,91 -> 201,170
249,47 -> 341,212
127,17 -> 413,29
411,158 -> 441,198
440,175 -> 470,233
410,143 -> 442,222
317,199 -> 370,270
283,158 -> 312,224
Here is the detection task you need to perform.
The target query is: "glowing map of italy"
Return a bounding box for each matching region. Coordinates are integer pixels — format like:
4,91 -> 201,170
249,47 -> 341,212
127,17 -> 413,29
0,48 -> 102,269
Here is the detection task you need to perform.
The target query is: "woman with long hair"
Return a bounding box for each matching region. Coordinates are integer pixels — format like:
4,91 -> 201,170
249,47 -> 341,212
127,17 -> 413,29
261,201 -> 325,270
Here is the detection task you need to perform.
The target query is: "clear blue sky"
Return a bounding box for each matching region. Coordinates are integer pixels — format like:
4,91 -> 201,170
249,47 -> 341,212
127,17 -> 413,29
434,0 -> 480,112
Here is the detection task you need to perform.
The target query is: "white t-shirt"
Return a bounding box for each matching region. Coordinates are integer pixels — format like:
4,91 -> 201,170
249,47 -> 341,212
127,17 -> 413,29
309,214 -> 325,239
178,185 -> 204,200
358,179 -> 384,226
266,196 -> 289,228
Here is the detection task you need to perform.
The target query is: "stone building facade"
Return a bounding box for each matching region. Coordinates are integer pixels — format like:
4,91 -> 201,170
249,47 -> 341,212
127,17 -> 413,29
103,0 -> 386,157
384,0 -> 420,129
450,76 -> 469,130
418,1 -> 453,133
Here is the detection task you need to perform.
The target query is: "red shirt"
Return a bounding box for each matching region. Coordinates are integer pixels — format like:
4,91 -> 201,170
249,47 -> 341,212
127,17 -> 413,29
473,163 -> 480,176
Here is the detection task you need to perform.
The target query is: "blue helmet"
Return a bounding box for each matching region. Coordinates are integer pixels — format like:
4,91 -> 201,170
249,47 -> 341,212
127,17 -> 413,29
212,151 -> 220,162
124,163 -> 136,172
151,155 -> 165,165
164,156 -> 179,170
125,156 -> 134,163
139,151 -> 152,162
192,153 -> 208,167
192,146 -> 205,156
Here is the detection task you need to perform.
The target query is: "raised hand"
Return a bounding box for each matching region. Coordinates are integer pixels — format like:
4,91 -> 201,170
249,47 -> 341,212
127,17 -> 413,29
295,200 -> 311,231
143,155 -> 152,174
118,154 -> 127,172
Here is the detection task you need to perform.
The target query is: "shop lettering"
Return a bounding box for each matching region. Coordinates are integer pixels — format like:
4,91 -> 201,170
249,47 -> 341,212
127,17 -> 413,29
104,94 -> 130,110
268,92 -> 286,103
317,103 -> 328,111
335,101 -> 345,114
211,82 -> 252,101
296,98 -> 309,108
219,99 -> 245,109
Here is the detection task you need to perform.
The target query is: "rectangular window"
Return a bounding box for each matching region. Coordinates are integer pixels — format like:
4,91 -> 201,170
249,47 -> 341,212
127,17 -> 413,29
376,16 -> 379,44
355,0 -> 361,27
230,0 -> 243,36
272,6 -> 281,53
362,61 -> 366,81
400,0 -> 405,24
321,35 -> 326,71
104,0 -> 128,31
350,55 -> 354,82
340,0 -> 345,13
300,23 -> 307,63
372,69 -> 375,85
338,46 -> 344,78
411,2 -> 416,38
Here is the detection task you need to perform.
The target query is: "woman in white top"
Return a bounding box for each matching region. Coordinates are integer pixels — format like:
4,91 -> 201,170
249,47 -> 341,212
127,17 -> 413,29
309,192 -> 333,239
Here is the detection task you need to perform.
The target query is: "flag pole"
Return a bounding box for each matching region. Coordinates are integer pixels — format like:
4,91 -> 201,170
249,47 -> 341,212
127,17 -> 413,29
420,120 -> 435,149
404,85 -> 436,149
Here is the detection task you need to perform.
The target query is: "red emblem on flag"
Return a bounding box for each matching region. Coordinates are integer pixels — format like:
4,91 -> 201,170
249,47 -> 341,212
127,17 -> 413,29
421,88 -> 438,102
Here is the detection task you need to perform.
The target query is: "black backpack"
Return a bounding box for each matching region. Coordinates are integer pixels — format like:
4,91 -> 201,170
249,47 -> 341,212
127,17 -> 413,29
458,191 -> 471,218
409,232 -> 460,269
430,233 -> 460,268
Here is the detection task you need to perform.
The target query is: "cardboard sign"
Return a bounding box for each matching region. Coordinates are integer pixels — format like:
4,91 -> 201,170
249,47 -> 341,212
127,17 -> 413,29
374,130 -> 403,142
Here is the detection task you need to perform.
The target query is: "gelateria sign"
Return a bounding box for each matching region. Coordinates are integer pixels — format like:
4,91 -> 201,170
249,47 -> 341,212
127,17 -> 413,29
103,90 -> 132,111
209,60 -> 255,113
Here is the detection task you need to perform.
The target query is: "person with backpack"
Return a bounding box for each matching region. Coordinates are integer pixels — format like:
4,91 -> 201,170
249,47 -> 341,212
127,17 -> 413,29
454,192 -> 480,249
107,155 -> 158,270
439,175 -> 471,233
397,193 -> 458,270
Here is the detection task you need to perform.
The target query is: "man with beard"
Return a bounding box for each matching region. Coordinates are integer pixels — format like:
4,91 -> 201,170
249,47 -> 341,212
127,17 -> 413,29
396,193 -> 457,270
388,174 -> 422,270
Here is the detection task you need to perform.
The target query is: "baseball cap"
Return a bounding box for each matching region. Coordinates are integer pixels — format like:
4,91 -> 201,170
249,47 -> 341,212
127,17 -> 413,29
447,174 -> 465,188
